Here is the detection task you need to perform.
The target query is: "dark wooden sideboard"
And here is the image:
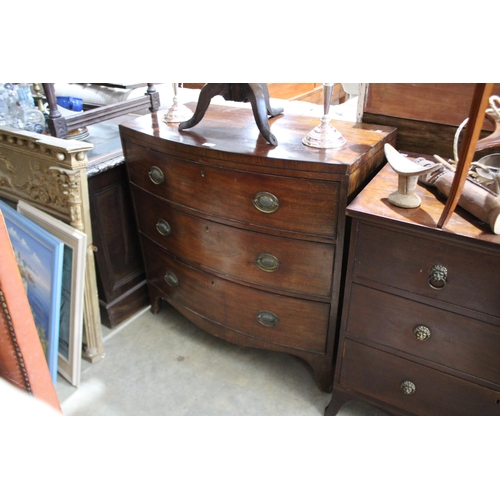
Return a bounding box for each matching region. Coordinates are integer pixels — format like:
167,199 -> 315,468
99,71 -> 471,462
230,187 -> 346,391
119,104 -> 395,391
87,161 -> 149,328
326,164 -> 500,415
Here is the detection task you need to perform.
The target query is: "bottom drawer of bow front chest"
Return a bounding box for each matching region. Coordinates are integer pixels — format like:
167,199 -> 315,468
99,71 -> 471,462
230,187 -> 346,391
339,339 -> 500,415
142,237 -> 330,353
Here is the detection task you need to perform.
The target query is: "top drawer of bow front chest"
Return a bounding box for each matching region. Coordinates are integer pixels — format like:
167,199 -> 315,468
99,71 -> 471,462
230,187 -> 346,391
120,105 -> 396,241
122,140 -> 340,239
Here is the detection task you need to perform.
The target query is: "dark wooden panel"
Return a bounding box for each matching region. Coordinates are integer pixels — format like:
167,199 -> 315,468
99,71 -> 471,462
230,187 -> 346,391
88,164 -> 148,328
352,220 -> 500,318
340,339 -> 500,416
362,113 -> 460,158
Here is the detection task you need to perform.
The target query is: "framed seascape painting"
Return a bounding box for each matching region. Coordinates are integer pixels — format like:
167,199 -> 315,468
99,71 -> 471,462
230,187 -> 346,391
18,201 -> 87,387
0,200 -> 64,384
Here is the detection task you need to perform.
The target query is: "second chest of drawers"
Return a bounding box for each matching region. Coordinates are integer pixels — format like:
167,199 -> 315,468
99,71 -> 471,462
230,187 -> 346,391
328,164 -> 500,414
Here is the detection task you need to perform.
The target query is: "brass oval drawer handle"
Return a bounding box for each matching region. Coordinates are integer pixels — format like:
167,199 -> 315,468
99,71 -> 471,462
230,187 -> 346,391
257,310 -> 280,327
156,219 -> 171,236
414,325 -> 431,341
164,271 -> 179,287
400,380 -> 416,395
256,253 -> 280,273
253,191 -> 279,214
148,165 -> 165,185
428,264 -> 447,290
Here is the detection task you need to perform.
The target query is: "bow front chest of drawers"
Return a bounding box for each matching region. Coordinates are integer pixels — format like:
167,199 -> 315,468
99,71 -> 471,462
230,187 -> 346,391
119,105 -> 395,391
327,164 -> 500,414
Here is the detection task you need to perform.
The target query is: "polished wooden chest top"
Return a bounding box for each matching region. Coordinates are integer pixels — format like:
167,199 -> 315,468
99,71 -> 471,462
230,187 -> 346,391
119,104 -> 395,392
327,164 -> 500,414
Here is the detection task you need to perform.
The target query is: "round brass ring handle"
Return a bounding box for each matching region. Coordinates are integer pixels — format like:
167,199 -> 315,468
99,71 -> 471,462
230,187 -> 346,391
257,310 -> 280,327
156,219 -> 171,236
256,253 -> 280,273
400,380 -> 416,395
428,264 -> 447,290
253,192 -> 279,214
414,325 -> 431,341
148,166 -> 165,185
164,271 -> 179,287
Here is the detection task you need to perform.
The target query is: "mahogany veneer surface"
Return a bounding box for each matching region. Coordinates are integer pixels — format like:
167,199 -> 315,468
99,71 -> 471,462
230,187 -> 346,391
119,104 -> 395,391
327,164 -> 500,415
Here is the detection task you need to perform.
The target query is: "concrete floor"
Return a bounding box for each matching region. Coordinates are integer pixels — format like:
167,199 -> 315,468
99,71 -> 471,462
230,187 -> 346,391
56,302 -> 389,416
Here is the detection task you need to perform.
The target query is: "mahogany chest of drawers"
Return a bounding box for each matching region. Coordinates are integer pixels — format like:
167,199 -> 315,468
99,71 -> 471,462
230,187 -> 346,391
119,104 -> 395,392
327,164 -> 500,414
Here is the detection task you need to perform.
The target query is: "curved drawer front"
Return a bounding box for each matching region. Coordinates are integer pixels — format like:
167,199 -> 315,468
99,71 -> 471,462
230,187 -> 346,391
353,222 -> 500,318
340,340 -> 500,416
132,186 -> 334,298
142,238 -> 329,353
346,284 -> 500,384
124,142 -> 339,238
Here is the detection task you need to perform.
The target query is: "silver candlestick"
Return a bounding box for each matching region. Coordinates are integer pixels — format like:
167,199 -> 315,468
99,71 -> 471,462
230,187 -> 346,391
302,83 -> 346,149
163,83 -> 193,123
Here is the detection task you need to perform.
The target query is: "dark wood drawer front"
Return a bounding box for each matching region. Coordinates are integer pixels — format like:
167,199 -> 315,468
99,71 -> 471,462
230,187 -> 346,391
124,142 -> 339,238
340,340 -> 500,415
347,284 -> 500,384
142,238 -> 330,353
132,186 -> 334,298
353,222 -> 500,318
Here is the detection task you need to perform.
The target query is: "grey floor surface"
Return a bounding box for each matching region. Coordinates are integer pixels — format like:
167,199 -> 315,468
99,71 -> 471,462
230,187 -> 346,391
56,302 -> 389,416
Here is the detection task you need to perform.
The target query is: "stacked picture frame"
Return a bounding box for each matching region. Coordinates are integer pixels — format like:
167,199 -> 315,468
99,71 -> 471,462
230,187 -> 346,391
0,199 -> 86,387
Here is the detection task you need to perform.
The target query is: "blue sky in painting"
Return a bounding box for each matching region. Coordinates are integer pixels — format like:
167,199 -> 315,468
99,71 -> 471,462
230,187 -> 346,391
5,220 -> 55,337
6,223 -> 53,296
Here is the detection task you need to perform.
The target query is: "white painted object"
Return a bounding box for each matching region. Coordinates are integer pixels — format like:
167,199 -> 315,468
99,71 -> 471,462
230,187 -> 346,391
384,144 -> 440,208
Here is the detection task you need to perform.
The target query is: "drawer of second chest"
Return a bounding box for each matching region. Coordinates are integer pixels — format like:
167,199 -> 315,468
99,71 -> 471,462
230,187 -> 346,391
132,186 -> 335,298
352,221 -> 500,318
141,237 -> 330,353
339,339 -> 500,416
124,142 -> 340,238
345,284 -> 500,385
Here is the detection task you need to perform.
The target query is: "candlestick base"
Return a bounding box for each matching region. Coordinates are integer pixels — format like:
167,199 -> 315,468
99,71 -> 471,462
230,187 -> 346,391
302,115 -> 346,149
163,97 -> 193,123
